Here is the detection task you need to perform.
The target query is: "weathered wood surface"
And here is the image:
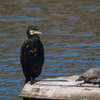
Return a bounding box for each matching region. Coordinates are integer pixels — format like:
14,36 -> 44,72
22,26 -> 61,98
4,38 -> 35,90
19,75 -> 100,100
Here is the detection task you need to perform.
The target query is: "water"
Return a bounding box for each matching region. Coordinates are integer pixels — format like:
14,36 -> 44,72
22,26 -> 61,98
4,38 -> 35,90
0,0 -> 100,100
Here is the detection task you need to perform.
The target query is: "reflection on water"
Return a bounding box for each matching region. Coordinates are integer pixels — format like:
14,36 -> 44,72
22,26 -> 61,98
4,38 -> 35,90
0,18 -> 48,21
23,8 -> 40,10
77,6 -> 99,12
0,0 -> 100,100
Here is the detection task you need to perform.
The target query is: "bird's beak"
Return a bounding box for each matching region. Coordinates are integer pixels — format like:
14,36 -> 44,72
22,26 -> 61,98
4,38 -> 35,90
34,31 -> 42,34
30,30 -> 42,35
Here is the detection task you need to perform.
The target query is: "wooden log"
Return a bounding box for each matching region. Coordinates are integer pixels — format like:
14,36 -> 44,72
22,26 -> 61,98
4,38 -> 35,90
19,75 -> 100,100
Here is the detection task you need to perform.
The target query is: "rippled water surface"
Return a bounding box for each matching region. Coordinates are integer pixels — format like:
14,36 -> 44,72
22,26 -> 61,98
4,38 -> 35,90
0,0 -> 100,100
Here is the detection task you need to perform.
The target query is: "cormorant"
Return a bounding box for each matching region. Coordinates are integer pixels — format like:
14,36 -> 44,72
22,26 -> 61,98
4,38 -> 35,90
20,25 -> 44,84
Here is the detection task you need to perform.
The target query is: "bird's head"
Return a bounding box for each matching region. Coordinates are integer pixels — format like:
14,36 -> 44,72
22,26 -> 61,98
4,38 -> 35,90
27,25 -> 42,38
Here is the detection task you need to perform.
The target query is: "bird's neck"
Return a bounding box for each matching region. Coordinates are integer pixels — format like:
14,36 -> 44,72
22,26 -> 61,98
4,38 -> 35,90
28,34 -> 40,42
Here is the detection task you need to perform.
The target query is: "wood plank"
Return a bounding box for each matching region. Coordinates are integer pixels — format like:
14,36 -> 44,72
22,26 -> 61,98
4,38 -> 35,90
19,75 -> 100,100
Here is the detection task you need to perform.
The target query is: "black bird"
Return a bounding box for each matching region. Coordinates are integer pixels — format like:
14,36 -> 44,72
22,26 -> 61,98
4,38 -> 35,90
20,25 -> 44,84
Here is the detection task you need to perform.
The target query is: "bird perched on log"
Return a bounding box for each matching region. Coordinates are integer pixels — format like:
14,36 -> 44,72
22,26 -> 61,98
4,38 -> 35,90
20,25 -> 44,84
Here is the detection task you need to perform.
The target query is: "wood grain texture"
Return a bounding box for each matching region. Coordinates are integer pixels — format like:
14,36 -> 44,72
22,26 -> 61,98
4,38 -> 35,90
19,75 -> 100,100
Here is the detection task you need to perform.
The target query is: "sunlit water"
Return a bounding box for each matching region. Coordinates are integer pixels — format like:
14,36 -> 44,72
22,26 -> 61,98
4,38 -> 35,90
0,0 -> 100,100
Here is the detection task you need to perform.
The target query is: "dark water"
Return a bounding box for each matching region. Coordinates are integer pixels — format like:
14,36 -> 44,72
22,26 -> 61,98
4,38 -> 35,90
0,0 -> 100,100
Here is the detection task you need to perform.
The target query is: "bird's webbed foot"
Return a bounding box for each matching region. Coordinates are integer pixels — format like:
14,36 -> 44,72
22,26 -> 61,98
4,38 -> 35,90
30,79 -> 37,85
